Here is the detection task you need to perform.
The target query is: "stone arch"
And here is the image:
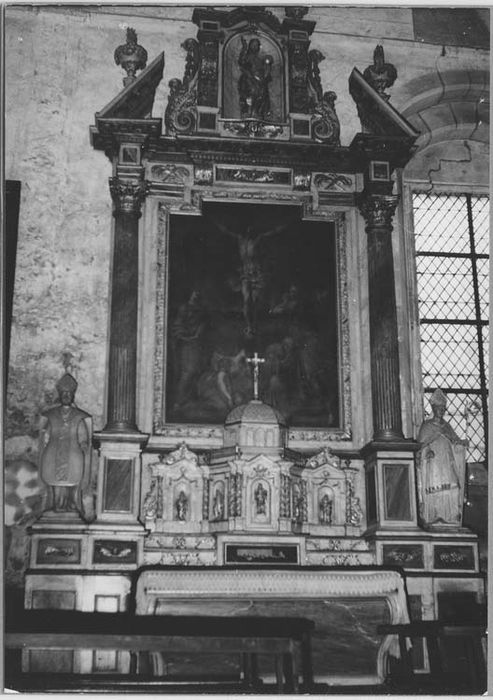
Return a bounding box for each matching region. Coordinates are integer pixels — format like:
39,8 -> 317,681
399,69 -> 489,186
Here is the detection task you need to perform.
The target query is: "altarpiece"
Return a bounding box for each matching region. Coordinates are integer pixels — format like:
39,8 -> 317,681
22,7 -> 484,686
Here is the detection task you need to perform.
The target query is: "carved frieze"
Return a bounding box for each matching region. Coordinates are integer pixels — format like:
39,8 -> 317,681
221,120 -> 285,139
293,171 -> 311,190
314,173 -> 354,192
194,166 -> 213,185
149,164 -> 191,185
215,166 -> 292,186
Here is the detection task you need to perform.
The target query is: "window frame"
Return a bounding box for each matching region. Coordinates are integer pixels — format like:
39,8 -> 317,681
402,181 -> 489,464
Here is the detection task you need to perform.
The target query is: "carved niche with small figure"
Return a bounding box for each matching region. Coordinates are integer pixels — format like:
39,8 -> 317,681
165,6 -> 340,143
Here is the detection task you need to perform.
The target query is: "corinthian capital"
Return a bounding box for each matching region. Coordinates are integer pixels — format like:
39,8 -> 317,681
109,177 -> 149,214
357,193 -> 398,228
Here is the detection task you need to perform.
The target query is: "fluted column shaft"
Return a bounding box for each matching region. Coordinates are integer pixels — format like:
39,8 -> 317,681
359,194 -> 403,441
105,177 -> 148,432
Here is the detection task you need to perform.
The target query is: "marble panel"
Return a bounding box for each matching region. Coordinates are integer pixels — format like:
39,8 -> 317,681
148,596 -> 389,680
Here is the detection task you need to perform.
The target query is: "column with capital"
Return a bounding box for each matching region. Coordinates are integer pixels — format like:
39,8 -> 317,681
92,175 -> 150,528
358,193 -> 402,441
358,192 -> 420,538
106,177 -> 148,432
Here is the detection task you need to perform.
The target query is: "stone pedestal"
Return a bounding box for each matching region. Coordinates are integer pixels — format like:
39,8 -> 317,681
362,440 -> 419,532
93,431 -> 148,526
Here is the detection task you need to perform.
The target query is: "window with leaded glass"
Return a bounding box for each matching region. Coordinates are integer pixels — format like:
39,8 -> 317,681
413,192 -> 489,465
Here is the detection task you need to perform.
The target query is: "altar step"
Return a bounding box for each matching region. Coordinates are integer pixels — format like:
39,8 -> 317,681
5,674 -> 482,695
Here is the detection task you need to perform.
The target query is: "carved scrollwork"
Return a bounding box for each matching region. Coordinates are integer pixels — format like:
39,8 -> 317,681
345,469 -> 363,526
143,478 -> 158,521
165,441 -> 198,465
165,39 -> 200,136
306,447 -> 340,470
312,91 -> 341,146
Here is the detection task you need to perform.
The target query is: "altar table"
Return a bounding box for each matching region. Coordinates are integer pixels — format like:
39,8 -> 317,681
135,566 -> 410,685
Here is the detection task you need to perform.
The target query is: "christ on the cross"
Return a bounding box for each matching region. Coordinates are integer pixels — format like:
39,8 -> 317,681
209,218 -> 289,337
247,352 -> 265,401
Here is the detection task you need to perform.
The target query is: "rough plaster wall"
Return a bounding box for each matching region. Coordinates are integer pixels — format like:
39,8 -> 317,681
4,5 -> 489,587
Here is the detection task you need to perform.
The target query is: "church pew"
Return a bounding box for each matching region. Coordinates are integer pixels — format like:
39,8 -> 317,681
5,610 -> 314,694
377,620 -> 487,693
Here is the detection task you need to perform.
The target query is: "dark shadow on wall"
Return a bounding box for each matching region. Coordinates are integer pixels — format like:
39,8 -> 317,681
5,180 -> 21,385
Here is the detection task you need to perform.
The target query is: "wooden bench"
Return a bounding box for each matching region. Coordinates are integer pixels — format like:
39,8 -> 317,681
6,610 -> 314,693
377,620 -> 487,693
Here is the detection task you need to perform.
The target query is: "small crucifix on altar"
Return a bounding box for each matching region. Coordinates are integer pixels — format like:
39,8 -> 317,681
247,352 -> 265,401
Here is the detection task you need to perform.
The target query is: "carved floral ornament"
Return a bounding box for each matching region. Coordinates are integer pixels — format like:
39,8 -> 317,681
357,194 -> 399,228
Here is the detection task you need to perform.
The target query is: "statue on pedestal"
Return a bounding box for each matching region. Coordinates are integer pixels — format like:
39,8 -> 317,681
212,486 -> 225,521
254,482 -> 268,515
417,389 -> 467,528
175,490 -> 188,521
319,493 -> 333,525
39,373 -> 91,517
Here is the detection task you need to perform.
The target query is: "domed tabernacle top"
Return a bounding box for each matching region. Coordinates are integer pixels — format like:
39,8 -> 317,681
225,399 -> 286,426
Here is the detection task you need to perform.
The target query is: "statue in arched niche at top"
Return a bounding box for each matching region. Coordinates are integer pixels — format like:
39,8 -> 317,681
238,37 -> 273,120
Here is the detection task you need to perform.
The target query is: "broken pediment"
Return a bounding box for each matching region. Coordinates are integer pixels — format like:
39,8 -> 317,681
349,45 -> 419,141
90,37 -> 164,152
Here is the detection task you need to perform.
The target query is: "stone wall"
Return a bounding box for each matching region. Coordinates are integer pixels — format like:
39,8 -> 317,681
4,5 -> 489,587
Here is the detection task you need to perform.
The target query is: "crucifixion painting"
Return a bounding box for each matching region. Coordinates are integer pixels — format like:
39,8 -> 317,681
165,201 -> 340,428
209,217 -> 289,338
